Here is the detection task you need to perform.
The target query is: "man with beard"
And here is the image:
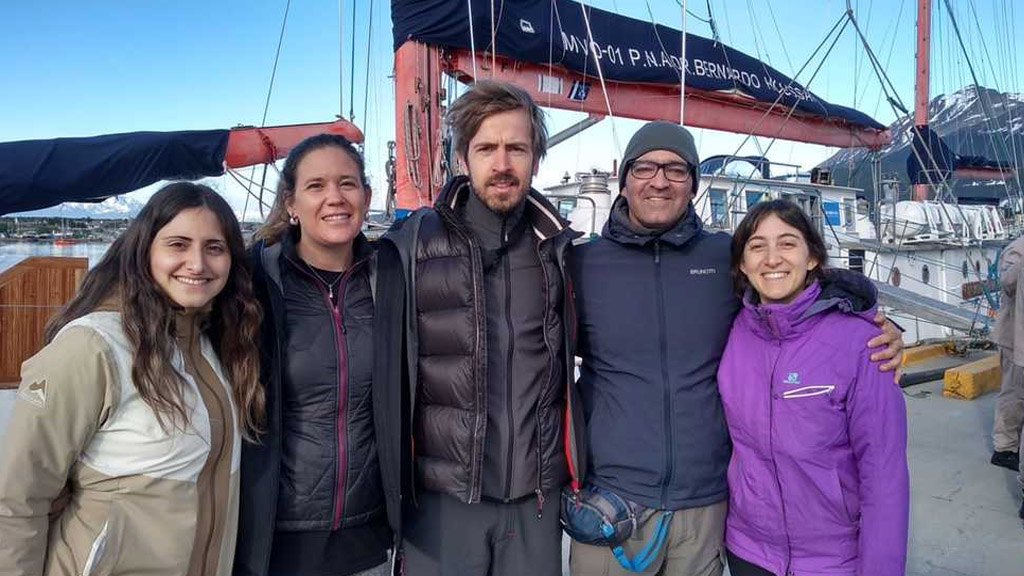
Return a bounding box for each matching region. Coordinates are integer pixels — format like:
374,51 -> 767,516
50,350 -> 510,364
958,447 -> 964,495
373,81 -> 584,576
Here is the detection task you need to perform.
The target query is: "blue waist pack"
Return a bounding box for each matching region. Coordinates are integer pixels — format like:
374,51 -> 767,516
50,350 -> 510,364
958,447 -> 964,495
560,484 -> 674,572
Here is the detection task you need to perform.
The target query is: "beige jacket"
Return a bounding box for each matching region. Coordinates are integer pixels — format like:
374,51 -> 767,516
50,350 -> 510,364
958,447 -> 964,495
0,310 -> 240,576
994,236 -> 1024,366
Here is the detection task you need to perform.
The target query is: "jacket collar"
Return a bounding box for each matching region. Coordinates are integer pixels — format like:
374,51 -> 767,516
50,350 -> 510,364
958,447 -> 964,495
255,231 -> 373,294
436,175 -> 577,243
280,228 -> 373,269
742,281 -> 824,340
741,272 -> 879,340
602,195 -> 702,248
173,305 -> 211,347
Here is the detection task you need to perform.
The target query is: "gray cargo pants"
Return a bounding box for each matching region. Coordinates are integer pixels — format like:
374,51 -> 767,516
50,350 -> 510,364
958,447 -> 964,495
993,350 -> 1024,454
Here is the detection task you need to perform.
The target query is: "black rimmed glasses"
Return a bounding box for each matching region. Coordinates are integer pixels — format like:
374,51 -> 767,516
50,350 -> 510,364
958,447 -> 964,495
628,160 -> 693,183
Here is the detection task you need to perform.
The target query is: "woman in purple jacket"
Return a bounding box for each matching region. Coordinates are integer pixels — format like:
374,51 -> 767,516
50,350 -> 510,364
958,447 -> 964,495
717,200 -> 909,576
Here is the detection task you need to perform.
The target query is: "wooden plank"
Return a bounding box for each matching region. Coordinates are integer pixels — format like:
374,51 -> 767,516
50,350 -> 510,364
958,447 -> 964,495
903,343 -> 948,366
942,354 -> 1001,400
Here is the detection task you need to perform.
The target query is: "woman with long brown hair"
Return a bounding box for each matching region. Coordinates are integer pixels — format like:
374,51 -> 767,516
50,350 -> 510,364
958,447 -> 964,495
0,182 -> 263,576
233,134 -> 390,576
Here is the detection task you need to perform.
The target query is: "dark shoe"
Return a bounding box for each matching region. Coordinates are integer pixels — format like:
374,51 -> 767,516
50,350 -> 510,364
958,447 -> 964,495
991,451 -> 1020,471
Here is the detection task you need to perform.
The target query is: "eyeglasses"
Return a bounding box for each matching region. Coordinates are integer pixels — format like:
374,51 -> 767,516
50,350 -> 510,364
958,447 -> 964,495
629,160 -> 692,183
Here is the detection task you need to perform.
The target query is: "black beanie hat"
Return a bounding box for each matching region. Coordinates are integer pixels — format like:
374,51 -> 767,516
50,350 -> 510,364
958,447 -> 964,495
618,121 -> 700,190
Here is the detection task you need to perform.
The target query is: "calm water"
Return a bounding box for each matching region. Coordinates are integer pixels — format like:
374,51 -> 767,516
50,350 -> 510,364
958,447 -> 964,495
0,242 -> 112,271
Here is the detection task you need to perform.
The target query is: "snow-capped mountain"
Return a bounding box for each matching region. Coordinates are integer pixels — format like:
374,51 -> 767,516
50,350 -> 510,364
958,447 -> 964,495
820,85 -> 1023,203
14,195 -> 147,219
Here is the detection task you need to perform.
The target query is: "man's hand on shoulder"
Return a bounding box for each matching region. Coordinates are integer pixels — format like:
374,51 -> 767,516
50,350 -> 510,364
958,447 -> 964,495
868,310 -> 904,384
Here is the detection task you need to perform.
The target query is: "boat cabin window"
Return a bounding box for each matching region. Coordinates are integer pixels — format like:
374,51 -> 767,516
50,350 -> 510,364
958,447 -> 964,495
709,189 -> 728,228
962,260 -> 969,280
745,191 -> 769,210
843,199 -> 857,231
922,265 -> 930,286
849,249 -> 865,274
782,193 -> 822,236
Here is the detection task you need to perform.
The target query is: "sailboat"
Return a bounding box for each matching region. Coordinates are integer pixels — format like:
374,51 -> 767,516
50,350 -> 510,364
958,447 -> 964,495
0,2 -> 1019,338
386,0 -> 1020,344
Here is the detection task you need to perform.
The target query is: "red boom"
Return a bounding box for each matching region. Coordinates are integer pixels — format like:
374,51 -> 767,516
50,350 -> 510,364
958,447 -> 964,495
224,119 -> 364,168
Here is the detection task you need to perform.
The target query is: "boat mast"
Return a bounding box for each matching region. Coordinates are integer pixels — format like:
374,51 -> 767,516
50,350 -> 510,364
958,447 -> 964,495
913,0 -> 932,201
679,0 -> 687,126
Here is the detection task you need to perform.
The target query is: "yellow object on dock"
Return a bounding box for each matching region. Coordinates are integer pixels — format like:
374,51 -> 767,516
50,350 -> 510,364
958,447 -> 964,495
902,343 -> 948,366
942,354 -> 1001,400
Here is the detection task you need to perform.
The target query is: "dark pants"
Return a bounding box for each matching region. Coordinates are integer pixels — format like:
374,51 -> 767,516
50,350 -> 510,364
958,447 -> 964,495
726,550 -> 776,576
402,489 -> 561,576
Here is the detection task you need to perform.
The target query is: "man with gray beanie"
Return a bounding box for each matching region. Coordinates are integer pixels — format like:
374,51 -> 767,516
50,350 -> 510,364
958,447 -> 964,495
568,121 -> 904,576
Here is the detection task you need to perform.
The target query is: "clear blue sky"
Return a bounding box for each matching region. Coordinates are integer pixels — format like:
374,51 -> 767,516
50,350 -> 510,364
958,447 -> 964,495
3,1 -> 1021,216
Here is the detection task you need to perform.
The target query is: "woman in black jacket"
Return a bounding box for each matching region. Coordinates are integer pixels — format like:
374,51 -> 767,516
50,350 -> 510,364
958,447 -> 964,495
234,134 -> 389,576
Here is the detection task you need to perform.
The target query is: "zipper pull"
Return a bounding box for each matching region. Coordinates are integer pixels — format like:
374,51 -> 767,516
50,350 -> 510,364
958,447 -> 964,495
535,488 -> 545,519
329,285 -> 334,301
654,240 -> 661,264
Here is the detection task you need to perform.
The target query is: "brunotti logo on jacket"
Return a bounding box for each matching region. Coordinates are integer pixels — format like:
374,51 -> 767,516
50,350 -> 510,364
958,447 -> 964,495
689,267 -> 717,276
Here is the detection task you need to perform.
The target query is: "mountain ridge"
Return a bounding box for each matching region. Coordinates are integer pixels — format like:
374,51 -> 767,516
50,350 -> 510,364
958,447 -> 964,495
820,85 -> 1023,203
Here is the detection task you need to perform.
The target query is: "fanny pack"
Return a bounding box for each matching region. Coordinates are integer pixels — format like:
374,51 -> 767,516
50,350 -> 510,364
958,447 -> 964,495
560,484 -> 674,572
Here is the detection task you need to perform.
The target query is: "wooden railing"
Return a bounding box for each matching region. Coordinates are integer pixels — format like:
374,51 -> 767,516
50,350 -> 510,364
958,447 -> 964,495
0,257 -> 87,388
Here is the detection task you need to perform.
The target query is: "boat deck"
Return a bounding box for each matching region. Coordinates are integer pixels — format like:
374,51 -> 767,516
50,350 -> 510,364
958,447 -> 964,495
898,376 -> 1023,575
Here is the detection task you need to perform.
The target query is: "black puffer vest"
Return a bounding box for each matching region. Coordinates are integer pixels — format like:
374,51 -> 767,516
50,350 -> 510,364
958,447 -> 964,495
376,177 -> 585,509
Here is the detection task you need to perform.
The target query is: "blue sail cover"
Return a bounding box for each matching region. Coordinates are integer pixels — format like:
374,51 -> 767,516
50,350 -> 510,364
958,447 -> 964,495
906,125 -> 1017,185
0,129 -> 229,216
906,125 -> 957,186
392,0 -> 884,131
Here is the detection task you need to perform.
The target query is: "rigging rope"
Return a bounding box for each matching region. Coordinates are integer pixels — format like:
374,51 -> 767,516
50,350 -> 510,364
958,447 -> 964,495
940,0 -> 1019,191
242,0 -> 292,224
965,0 -> 1023,193
847,12 -> 953,201
362,0 -> 375,126
348,0 -> 357,120
467,0 -> 478,79
704,0 -> 720,43
870,0 -> 906,119
696,11 -> 851,211
344,0 -> 348,116
490,0 -> 497,74
764,0 -> 795,75
669,0 -> 713,25
578,1 -> 622,157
